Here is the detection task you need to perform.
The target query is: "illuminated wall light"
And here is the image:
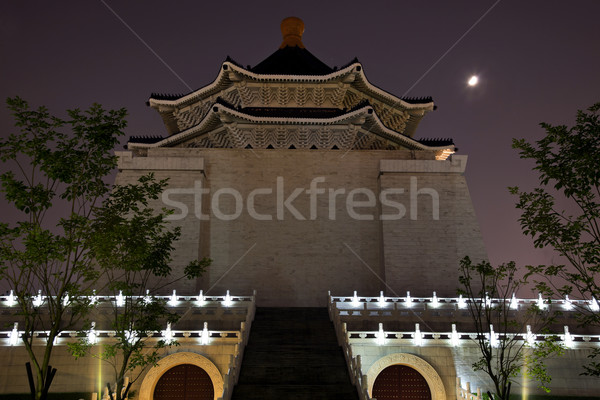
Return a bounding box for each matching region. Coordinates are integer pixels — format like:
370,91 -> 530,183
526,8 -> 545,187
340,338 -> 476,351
163,322 -> 174,344
197,290 -> 205,305
510,293 -> 518,310
526,325 -> 535,346
376,323 -> 385,345
116,291 -> 124,307
224,290 -> 232,307
406,291 -> 412,308
9,323 -> 19,346
537,293 -> 545,309
414,323 -> 422,346
590,298 -> 600,312
33,290 -> 43,307
125,329 -> 137,345
458,295 -> 466,309
202,322 -> 209,345
63,292 -> 69,307
451,324 -> 460,347
144,289 -> 151,305
564,295 -> 573,310
563,326 -> 574,348
489,325 -> 499,348
88,322 -> 98,345
485,292 -> 491,308
351,291 -> 360,307
378,291 -> 386,308
432,291 -> 439,308
7,290 -> 15,306
168,290 -> 177,307
90,290 -> 98,305
47,331 -> 58,346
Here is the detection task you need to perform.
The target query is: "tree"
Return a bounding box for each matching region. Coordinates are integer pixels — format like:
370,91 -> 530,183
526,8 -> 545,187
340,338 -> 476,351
68,175 -> 210,400
458,256 -> 563,400
0,97 -> 127,400
510,102 -> 600,376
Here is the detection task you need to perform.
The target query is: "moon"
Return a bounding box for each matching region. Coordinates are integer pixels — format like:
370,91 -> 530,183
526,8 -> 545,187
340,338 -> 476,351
468,75 -> 479,86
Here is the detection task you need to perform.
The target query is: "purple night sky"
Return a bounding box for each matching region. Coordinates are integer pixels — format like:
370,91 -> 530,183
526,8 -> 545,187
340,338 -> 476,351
1,1 -> 599,269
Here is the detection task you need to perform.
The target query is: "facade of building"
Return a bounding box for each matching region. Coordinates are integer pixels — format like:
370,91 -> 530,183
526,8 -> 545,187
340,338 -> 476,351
1,17 -> 599,400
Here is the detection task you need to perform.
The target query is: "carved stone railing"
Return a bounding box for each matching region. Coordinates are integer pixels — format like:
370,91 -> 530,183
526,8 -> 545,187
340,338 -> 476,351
456,377 -> 482,400
219,296 -> 255,400
0,291 -> 257,400
328,291 -> 600,400
329,293 -> 373,400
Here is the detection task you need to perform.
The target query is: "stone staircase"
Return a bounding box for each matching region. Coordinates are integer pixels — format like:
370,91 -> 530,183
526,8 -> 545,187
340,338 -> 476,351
231,307 -> 359,400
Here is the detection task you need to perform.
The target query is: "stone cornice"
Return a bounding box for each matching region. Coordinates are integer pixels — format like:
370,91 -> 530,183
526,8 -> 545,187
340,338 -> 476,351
148,62 -> 435,137
130,101 -> 453,156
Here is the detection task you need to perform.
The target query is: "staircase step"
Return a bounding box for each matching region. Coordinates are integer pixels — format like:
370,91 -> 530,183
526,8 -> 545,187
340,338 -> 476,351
232,384 -> 358,400
231,307 -> 358,400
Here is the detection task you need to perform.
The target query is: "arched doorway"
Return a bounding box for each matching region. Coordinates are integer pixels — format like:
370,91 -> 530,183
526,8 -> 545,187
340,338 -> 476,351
372,365 -> 431,400
138,352 -> 224,400
153,364 -> 214,400
366,353 -> 446,400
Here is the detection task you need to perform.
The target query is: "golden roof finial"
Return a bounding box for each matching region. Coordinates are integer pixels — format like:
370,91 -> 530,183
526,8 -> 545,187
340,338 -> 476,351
280,17 -> 305,49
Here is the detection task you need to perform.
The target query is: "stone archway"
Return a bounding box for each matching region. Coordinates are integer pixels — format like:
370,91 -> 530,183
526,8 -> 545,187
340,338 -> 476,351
138,352 -> 224,400
366,353 -> 446,400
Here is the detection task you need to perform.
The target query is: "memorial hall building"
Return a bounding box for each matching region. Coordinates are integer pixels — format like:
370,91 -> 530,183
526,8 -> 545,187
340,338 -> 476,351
1,17 -> 599,400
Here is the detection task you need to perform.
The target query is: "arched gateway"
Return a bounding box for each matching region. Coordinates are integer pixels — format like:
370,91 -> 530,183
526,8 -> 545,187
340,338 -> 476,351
367,353 -> 446,400
154,364 -> 214,400
138,352 -> 224,400
373,365 -> 431,400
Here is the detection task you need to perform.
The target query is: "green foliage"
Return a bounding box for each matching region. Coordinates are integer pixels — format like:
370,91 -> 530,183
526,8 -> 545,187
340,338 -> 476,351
458,257 -> 564,400
66,174 -> 210,400
0,97 -> 126,400
510,102 -> 600,375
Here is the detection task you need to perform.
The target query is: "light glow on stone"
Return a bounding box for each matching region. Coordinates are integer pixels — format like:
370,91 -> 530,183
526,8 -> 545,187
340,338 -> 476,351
125,326 -> 136,344
9,323 -> 19,346
224,290 -> 232,307
163,323 -> 174,344
169,290 -> 177,307
526,325 -> 535,346
564,295 -> 573,310
7,290 -> 15,306
563,326 -> 574,348
537,293 -> 545,309
405,291 -> 412,308
351,291 -> 360,307
458,295 -> 467,309
489,324 -> 498,348
33,290 -> 43,307
510,293 -> 518,310
116,291 -> 124,307
378,291 -> 386,308
376,323 -> 386,345
63,292 -> 69,307
485,292 -> 491,308
202,322 -> 209,345
451,324 -> 460,347
144,289 -> 151,305
414,323 -> 422,346
432,292 -> 439,308
590,298 -> 599,312
88,322 -> 98,345
197,290 -> 205,306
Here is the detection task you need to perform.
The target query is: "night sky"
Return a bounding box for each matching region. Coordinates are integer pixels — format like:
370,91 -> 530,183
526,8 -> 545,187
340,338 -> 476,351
1,1 -> 599,269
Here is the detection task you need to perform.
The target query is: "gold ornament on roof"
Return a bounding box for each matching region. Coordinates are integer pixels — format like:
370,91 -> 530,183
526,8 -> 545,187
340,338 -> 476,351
280,17 -> 305,49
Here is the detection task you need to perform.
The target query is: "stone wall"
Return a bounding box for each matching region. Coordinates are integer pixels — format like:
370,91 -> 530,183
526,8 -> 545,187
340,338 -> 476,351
0,343 -> 236,396
115,149 -> 487,306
